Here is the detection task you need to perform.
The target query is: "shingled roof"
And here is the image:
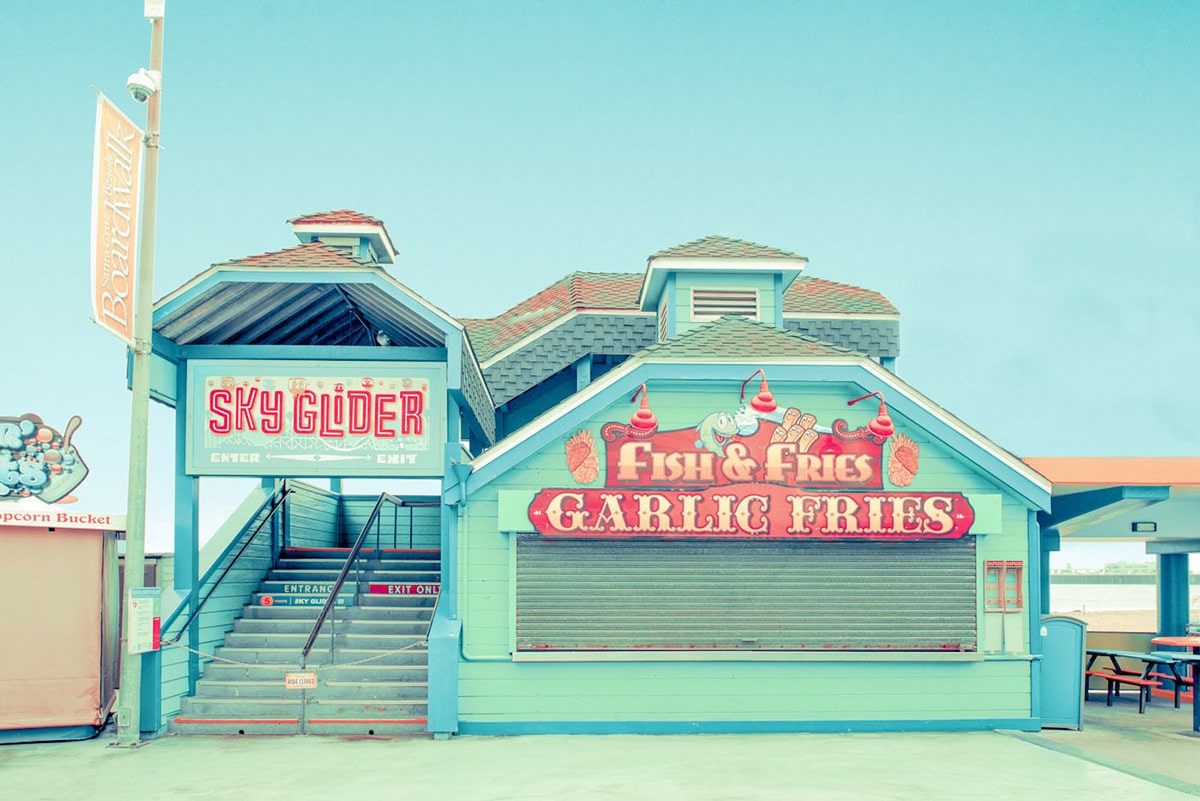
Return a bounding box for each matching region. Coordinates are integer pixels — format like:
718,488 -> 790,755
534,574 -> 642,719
286,210 -> 384,226
461,272 -> 644,362
213,241 -> 371,270
461,268 -> 894,363
783,276 -> 897,315
650,235 -> 806,261
641,315 -> 866,361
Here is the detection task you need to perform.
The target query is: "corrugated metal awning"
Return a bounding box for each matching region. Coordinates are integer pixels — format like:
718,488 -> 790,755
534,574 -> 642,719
155,280 -> 446,349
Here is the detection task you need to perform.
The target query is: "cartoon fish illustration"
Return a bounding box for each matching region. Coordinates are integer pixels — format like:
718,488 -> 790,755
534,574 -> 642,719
695,412 -> 738,456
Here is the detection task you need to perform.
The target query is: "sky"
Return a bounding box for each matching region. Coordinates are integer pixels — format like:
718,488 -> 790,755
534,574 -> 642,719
1,1 -> 1197,563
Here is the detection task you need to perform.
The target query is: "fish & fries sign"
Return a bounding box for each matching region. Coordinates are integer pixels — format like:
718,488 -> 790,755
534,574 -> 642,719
529,387 -> 975,540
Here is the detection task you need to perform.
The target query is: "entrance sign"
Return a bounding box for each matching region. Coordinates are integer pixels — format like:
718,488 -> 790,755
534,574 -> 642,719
90,91 -> 143,346
186,361 -> 445,477
529,390 -> 975,541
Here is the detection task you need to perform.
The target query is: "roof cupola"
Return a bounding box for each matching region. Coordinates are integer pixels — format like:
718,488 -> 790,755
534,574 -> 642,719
288,210 -> 398,265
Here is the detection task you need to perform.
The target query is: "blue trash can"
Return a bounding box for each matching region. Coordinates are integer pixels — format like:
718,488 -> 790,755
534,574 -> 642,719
1040,614 -> 1087,730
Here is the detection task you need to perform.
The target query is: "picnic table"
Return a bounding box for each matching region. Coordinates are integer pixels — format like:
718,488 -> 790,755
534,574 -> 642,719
1151,635 -> 1200,732
1083,648 -> 1190,713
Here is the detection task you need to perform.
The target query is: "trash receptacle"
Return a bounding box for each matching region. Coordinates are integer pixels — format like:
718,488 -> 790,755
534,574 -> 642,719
1040,614 -> 1087,730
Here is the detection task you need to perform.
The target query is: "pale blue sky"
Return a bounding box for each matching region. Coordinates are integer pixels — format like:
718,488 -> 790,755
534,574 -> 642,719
2,1 -> 1197,561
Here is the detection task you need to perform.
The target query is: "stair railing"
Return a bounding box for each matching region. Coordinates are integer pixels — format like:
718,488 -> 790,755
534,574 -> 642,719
376,497 -> 439,551
161,481 -> 293,642
300,491 -> 405,668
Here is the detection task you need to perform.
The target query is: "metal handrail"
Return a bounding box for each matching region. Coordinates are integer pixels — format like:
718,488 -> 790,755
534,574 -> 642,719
162,482 -> 292,640
300,491 -> 405,667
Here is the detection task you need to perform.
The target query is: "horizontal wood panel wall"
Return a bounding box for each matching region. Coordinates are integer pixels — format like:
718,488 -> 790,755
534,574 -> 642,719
459,660 -> 1033,723
515,537 -> 977,651
285,481 -> 341,549
459,381 -> 1036,727
159,488 -> 278,727
342,496 -> 441,550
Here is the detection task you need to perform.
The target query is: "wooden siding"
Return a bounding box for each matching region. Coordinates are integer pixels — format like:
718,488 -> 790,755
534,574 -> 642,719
458,659 -> 1033,723
158,485 -> 280,728
285,481 -> 341,548
457,380 -> 1040,726
341,496 -> 441,550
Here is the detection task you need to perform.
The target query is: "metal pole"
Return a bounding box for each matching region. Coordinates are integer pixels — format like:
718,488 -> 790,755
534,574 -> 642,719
116,4 -> 164,748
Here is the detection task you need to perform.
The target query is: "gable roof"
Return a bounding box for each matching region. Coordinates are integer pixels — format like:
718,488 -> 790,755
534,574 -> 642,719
784,276 -> 897,315
213,241 -> 371,270
641,315 -> 865,360
461,272 -> 644,362
461,270 -> 894,363
287,210 -> 384,226
650,235 -> 806,261
465,339 -> 1051,511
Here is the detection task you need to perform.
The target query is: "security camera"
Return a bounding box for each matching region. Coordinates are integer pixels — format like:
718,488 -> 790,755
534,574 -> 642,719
126,68 -> 159,103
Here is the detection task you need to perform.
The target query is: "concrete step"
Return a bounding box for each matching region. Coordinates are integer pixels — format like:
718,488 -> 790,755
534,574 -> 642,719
233,618 -> 431,636
224,631 -> 425,650
251,592 -> 354,609
211,645 -> 428,668
178,695 -> 428,720
169,719 -> 301,736
265,568 -> 444,582
192,678 -> 429,701
307,698 -> 428,718
357,593 -> 439,609
260,580 -> 346,595
280,548 -> 440,563
179,696 -> 300,717
319,680 -> 429,702
300,720 -> 428,737
169,717 -> 430,737
270,565 -> 441,580
240,601 -> 435,622
203,663 -> 428,683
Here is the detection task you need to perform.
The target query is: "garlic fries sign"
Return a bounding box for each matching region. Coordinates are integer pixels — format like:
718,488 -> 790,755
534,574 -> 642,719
530,391 -> 974,541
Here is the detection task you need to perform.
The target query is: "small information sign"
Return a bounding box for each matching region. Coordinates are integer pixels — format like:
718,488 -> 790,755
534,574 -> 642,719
285,672 -> 318,690
368,583 -> 440,596
127,586 -> 162,654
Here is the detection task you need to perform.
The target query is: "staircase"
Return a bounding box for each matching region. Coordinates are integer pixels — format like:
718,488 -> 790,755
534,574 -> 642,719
171,548 -> 440,736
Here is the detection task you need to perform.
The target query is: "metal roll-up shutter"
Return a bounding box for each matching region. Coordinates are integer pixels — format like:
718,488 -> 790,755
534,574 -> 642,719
515,535 -> 977,651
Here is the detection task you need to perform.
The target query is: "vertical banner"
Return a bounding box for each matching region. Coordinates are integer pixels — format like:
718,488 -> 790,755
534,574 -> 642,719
90,91 -> 143,346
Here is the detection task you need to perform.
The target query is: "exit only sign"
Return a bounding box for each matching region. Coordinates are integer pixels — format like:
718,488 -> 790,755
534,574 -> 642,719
368,583 -> 440,596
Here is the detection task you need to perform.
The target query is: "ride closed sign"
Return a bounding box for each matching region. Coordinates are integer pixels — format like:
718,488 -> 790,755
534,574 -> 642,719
285,672 -> 318,690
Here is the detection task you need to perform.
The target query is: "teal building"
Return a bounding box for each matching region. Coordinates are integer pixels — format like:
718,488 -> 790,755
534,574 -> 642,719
142,211 -> 1060,736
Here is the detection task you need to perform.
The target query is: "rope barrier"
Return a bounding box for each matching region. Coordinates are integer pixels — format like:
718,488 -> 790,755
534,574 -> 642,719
159,637 -> 429,671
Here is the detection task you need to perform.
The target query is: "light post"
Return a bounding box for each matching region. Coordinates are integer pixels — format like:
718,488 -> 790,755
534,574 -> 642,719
115,0 -> 164,747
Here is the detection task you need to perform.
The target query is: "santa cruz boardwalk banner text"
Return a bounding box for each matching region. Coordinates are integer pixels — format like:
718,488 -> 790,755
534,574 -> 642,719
186,360 -> 445,478
531,387 -> 974,540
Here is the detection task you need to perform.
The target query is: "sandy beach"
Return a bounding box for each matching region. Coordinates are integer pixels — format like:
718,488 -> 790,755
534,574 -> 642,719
1058,609 -> 1157,633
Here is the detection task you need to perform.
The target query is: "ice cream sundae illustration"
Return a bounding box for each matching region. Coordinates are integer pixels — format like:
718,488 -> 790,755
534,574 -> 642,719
0,413 -> 88,503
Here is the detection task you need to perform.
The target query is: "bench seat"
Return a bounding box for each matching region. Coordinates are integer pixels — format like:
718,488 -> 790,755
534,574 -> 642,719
1086,670 -> 1161,713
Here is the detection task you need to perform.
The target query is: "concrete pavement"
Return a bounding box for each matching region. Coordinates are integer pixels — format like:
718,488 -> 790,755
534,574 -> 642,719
2,723 -> 1199,801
